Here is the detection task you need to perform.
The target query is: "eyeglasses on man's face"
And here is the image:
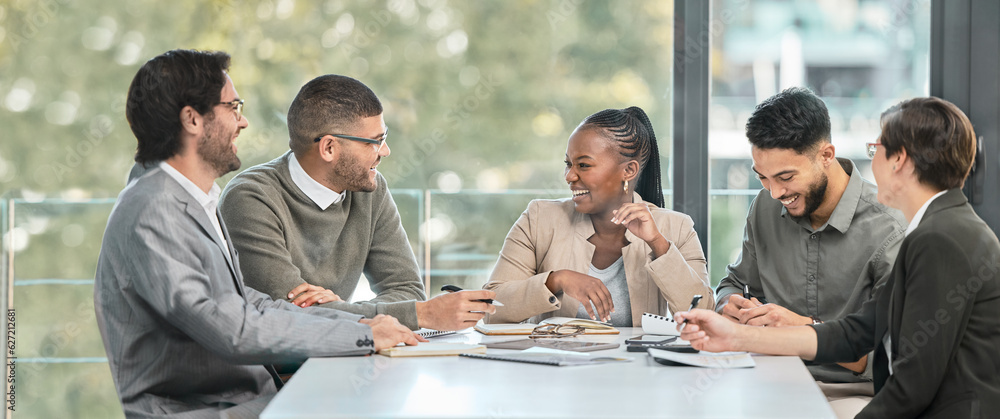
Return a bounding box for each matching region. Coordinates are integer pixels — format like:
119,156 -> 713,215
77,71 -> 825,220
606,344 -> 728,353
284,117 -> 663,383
218,99 -> 245,121
314,128 -> 389,152
866,142 -> 883,159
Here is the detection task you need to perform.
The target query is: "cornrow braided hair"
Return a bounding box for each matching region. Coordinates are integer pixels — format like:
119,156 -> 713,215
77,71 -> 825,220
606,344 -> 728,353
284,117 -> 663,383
582,106 -> 664,208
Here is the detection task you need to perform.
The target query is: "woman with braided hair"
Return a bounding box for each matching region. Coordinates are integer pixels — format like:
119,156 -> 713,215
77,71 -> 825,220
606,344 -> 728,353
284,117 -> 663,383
484,107 -> 713,326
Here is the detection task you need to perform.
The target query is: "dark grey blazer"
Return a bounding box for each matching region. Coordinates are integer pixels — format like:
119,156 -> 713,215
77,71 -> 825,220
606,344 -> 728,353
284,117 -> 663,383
95,163 -> 376,418
813,189 -> 1000,418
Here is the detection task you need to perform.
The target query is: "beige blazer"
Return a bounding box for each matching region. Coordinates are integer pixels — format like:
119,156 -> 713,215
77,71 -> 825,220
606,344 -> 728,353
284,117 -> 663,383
484,194 -> 714,325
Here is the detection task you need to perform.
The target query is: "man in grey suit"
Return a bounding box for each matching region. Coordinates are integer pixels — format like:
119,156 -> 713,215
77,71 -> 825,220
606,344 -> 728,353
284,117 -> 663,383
94,49 -> 422,419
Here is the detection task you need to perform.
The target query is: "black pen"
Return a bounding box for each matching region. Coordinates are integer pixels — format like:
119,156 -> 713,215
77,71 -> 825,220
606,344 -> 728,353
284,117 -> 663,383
679,294 -> 703,332
440,285 -> 504,306
742,285 -> 768,305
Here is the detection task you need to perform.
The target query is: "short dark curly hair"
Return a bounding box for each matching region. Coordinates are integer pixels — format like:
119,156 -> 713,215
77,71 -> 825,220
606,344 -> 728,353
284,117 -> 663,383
287,75 -> 383,155
126,49 -> 231,164
745,87 -> 831,154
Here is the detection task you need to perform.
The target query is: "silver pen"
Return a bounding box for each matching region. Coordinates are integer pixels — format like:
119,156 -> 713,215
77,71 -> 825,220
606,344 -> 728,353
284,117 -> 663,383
678,294 -> 703,332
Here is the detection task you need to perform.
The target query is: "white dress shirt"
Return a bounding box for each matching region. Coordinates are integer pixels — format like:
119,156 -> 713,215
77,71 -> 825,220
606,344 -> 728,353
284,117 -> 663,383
288,153 -> 346,210
157,162 -> 228,253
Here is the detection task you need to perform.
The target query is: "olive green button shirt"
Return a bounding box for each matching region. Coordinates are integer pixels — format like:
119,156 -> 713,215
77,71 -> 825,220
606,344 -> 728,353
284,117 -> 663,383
716,158 -> 906,383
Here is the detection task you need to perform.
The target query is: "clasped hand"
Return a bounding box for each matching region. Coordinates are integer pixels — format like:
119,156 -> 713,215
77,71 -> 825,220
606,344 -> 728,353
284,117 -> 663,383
287,282 -> 343,307
721,294 -> 812,327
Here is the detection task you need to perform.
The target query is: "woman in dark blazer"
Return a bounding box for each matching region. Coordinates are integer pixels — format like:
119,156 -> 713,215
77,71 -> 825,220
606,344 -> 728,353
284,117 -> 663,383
676,97 -> 1000,419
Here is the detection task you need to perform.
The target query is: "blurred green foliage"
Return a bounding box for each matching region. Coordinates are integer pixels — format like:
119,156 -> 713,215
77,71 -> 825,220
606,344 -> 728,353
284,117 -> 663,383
0,0 -> 676,417
0,0 -> 934,416
0,0 -> 675,197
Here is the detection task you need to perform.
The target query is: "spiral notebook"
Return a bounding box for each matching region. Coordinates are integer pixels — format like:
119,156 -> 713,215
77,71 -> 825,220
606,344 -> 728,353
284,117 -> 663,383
641,312 -> 680,336
415,328 -> 457,339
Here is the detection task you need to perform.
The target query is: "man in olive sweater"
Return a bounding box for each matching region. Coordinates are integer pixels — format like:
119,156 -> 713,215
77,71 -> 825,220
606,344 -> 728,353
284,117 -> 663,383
220,74 -> 495,331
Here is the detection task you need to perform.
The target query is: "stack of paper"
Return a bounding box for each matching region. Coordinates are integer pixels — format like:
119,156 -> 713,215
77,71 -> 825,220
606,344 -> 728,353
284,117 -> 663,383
648,348 -> 755,368
460,347 -> 632,366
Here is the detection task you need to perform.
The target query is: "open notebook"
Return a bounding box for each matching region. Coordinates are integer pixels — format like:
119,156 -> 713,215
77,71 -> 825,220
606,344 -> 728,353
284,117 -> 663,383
474,317 -> 619,335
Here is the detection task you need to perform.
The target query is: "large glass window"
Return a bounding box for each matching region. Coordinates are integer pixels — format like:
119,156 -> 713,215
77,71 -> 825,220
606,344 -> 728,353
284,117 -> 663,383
708,0 -> 930,285
1,1 -> 675,415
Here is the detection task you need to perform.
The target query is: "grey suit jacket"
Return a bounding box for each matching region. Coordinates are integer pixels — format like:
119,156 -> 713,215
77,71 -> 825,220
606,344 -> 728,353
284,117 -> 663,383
96,163 -> 376,418
813,189 -> 1000,418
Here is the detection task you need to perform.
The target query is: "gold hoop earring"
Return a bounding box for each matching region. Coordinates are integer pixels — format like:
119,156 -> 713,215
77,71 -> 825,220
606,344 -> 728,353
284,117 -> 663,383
623,180 -> 629,193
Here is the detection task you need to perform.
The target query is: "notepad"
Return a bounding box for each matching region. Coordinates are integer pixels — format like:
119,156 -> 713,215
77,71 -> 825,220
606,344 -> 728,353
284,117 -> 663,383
648,348 -> 755,368
640,312 -> 680,336
415,328 -> 457,339
460,347 -> 631,366
377,343 -> 486,357
474,317 -> 619,335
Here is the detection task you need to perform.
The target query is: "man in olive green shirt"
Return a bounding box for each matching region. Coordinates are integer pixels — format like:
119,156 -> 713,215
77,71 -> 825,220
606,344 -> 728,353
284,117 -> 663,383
715,88 -> 906,384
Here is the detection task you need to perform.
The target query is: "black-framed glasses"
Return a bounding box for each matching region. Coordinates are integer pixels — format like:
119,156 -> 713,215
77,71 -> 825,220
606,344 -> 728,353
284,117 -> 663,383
218,99 -> 244,121
866,142 -> 882,159
314,128 -> 388,152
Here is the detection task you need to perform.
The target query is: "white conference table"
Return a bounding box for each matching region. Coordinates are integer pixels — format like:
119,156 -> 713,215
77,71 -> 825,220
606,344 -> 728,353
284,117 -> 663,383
261,327 -> 835,419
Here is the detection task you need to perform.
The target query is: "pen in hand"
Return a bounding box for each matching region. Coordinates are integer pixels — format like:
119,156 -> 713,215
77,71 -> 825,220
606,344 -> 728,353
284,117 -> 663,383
679,294 -> 703,332
440,285 -> 504,306
741,284 -> 766,306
